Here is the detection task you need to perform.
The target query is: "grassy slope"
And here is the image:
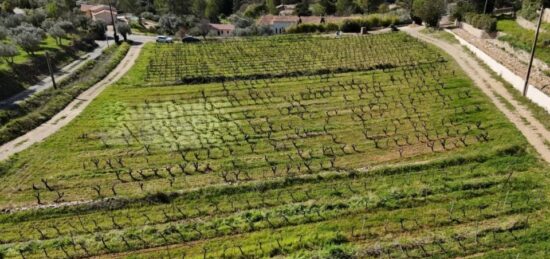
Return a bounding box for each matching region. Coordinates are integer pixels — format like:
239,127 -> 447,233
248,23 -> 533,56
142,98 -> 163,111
0,36 -> 72,71
496,19 -> 550,65
0,43 -> 130,145
0,34 -> 548,258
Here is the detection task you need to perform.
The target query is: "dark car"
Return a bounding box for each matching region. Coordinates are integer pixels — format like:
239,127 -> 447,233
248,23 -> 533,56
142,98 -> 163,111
182,36 -> 201,43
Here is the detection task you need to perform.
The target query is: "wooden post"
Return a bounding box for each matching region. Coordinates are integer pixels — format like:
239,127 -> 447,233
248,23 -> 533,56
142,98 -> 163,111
45,52 -> 57,89
523,5 -> 545,96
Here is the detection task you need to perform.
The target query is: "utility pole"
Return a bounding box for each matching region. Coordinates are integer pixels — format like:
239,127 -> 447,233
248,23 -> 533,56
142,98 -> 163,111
523,5 -> 545,96
45,52 -> 57,89
108,0 -> 119,43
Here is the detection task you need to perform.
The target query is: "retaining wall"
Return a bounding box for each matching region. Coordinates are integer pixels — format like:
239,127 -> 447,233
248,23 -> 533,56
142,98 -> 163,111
446,29 -> 550,113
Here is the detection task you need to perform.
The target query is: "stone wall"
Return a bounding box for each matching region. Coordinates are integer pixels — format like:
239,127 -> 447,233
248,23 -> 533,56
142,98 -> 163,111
446,29 -> 550,113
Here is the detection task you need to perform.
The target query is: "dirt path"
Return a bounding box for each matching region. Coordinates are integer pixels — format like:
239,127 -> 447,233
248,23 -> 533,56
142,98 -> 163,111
403,26 -> 550,164
0,44 -> 144,161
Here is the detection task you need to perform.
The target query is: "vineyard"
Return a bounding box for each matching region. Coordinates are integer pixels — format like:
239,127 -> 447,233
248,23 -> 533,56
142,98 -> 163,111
141,34 -> 444,84
0,34 -> 549,258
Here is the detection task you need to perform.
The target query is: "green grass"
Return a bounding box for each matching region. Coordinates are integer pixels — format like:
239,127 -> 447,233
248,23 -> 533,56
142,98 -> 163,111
0,43 -> 130,145
0,34 -> 548,258
420,28 -> 460,44
0,36 -> 73,71
497,19 -> 550,65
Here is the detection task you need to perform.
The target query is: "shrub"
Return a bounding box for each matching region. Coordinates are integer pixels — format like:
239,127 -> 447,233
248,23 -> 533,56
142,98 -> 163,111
339,14 -> 399,33
464,13 -> 497,33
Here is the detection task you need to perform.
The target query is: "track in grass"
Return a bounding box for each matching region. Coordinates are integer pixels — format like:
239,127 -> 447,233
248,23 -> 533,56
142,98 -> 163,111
0,33 -> 548,258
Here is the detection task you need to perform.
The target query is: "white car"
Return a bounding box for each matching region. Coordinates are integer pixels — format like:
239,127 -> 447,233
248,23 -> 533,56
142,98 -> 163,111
156,36 -> 173,43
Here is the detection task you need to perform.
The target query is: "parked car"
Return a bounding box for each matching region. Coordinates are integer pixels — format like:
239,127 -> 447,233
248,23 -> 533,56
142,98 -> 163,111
156,35 -> 173,43
182,36 -> 200,43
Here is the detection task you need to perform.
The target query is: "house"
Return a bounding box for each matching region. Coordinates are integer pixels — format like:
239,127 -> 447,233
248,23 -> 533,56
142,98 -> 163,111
209,23 -> 235,37
258,15 -> 350,34
80,4 -> 117,24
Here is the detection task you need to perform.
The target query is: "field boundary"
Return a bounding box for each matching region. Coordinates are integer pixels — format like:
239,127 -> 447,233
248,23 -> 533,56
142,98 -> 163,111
445,29 -> 550,113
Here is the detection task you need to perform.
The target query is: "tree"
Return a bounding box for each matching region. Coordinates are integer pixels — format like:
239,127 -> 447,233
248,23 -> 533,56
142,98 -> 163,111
336,0 -> 357,15
296,0 -> 312,16
0,43 -> 19,65
412,0 -> 446,27
319,0 -> 336,14
116,22 -> 132,41
192,0 -> 207,17
196,18 -> 210,39
357,0 -> 384,13
205,0 -> 220,21
158,14 -> 183,35
450,0 -> 475,21
48,25 -> 66,45
0,26 -> 8,40
311,3 -> 327,15
90,20 -> 107,40
11,24 -> 45,55
266,0 -> 277,14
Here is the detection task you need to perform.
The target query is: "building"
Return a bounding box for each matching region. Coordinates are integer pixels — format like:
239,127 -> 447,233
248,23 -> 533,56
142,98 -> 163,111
258,15 -> 350,34
80,4 -> 118,24
209,23 -> 235,37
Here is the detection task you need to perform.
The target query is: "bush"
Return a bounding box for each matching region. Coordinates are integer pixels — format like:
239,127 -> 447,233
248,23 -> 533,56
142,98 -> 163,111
339,14 -> 399,33
464,13 -> 497,33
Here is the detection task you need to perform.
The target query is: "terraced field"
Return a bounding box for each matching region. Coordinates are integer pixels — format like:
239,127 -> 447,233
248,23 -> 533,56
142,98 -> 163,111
0,34 -> 548,258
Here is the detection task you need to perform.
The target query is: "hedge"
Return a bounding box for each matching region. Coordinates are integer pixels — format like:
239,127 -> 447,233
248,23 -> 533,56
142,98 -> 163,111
340,14 -> 399,33
464,13 -> 497,33
286,23 -> 339,34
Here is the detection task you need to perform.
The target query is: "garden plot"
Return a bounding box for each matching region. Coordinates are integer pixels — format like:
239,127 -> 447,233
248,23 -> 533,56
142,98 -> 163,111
0,34 -> 548,258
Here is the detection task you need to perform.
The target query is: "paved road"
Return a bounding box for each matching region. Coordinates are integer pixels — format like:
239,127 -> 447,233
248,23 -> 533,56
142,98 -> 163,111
403,26 -> 550,164
0,36 -> 153,161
